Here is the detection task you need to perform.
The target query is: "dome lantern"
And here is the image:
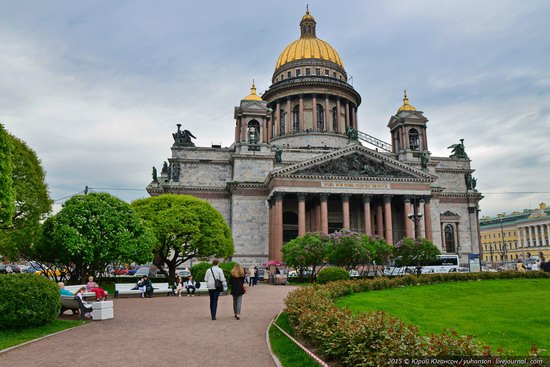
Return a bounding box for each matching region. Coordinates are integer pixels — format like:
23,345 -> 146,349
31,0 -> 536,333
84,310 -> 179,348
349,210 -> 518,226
398,90 -> 417,112
243,80 -> 262,101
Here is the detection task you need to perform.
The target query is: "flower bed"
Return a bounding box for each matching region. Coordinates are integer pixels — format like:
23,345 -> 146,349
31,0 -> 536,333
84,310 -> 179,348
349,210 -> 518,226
284,271 -> 549,366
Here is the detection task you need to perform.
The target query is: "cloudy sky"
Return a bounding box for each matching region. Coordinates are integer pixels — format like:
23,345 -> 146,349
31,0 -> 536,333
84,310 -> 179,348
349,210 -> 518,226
1,0 -> 549,217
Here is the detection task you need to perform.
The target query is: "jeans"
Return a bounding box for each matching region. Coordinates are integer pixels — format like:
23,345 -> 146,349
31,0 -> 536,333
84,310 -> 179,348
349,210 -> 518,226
208,290 -> 220,319
186,286 -> 195,295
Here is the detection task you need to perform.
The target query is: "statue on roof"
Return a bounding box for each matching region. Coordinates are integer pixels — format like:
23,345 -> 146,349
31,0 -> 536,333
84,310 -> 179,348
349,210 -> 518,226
274,146 -> 283,163
465,173 -> 477,190
447,139 -> 468,159
346,126 -> 358,141
420,152 -> 429,170
161,161 -> 168,175
172,124 -> 196,147
152,166 -> 158,182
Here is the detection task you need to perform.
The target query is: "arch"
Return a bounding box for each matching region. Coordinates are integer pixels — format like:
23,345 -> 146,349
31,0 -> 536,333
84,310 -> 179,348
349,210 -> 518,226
332,107 -> 338,132
408,128 -> 420,151
280,109 -> 286,136
247,120 -> 260,144
316,104 -> 325,131
444,224 -> 456,253
292,105 -> 300,132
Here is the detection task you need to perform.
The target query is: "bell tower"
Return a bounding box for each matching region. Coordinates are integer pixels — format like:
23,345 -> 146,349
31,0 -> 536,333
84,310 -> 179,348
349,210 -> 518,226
387,91 -> 429,162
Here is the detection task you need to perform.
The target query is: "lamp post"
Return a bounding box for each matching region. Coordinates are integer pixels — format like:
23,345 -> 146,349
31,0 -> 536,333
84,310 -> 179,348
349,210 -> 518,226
407,196 -> 423,239
499,218 -> 507,265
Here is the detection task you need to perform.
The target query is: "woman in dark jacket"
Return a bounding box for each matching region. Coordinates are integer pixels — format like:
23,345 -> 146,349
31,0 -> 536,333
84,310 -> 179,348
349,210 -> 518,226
229,264 -> 246,320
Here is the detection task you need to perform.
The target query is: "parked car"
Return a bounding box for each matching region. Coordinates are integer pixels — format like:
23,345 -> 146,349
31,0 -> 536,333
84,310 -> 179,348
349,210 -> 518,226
35,267 -> 65,277
0,264 -> 20,273
134,266 -> 160,278
110,266 -> 129,276
25,266 -> 43,273
449,267 -> 470,273
176,269 -> 191,277
349,269 -> 360,277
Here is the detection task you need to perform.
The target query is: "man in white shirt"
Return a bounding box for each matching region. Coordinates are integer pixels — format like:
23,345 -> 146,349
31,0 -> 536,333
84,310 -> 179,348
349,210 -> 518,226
204,259 -> 226,320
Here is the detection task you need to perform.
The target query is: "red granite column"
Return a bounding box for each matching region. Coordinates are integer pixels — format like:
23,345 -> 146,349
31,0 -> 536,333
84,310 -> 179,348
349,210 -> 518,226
276,101 -> 281,138
298,193 -> 307,237
383,194 -> 393,244
345,100 -> 350,130
268,199 -> 274,260
376,203 -> 383,236
336,98 -> 341,133
286,98 -> 291,135
342,194 -> 351,230
299,95 -> 304,132
320,193 -> 329,234
404,196 -> 413,238
362,194 -> 372,235
312,94 -> 317,131
424,196 -> 433,241
273,193 -> 284,261
325,95 -> 330,132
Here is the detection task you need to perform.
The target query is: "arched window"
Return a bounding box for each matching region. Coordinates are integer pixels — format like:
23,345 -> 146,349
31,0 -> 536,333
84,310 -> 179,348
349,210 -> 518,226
248,120 -> 260,144
409,128 -> 420,151
316,104 -> 325,131
332,107 -> 338,132
444,224 -> 456,253
292,105 -> 300,132
280,109 -> 286,136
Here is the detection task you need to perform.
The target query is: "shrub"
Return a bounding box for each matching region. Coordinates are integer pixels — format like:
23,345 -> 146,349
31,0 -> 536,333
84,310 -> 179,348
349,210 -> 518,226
0,274 -> 60,329
190,261 -> 235,283
317,267 -> 350,284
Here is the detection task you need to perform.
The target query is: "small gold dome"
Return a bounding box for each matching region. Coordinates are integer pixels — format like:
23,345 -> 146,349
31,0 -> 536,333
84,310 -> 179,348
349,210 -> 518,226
243,81 -> 262,101
275,8 -> 344,71
398,90 -> 417,112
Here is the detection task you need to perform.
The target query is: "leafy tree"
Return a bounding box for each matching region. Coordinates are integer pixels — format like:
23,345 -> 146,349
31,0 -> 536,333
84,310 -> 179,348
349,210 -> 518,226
393,237 -> 440,271
0,124 -> 15,228
37,192 -> 155,283
0,133 -> 52,260
326,230 -> 372,271
282,233 -> 330,282
131,194 -> 234,283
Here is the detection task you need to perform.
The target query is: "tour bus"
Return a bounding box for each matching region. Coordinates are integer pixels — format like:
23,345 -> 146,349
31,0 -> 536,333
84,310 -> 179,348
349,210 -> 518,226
420,255 -> 460,274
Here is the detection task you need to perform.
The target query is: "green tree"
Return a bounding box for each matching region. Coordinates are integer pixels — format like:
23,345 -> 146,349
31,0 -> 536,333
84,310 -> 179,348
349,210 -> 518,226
326,230 -> 372,271
393,237 -> 440,272
37,192 -> 155,283
0,124 -> 15,228
0,133 -> 52,260
282,233 -> 330,282
131,194 -> 234,283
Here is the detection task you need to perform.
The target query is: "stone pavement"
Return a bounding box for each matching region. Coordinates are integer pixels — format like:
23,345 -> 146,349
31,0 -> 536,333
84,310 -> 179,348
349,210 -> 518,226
0,283 -> 297,367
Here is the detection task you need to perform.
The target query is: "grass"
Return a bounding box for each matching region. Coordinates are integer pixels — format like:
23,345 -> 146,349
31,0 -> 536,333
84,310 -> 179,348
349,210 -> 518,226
269,312 -> 321,367
0,319 -> 86,350
336,278 -> 550,356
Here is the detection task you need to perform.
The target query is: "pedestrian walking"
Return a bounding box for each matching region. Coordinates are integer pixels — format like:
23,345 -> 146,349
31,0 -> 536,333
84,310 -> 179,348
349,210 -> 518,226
253,265 -> 259,286
204,259 -> 226,320
229,264 -> 247,320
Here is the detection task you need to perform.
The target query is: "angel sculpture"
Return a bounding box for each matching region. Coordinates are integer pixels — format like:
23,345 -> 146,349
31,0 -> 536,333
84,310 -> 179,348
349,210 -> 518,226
172,124 -> 196,147
447,139 -> 468,159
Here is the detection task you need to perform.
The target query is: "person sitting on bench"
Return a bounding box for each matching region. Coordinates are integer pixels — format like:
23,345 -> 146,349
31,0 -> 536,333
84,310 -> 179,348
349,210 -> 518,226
185,275 -> 196,297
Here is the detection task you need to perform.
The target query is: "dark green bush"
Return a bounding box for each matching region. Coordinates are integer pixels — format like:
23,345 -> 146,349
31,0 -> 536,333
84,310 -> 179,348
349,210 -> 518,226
0,274 -> 60,329
316,267 -> 350,284
191,261 -> 235,283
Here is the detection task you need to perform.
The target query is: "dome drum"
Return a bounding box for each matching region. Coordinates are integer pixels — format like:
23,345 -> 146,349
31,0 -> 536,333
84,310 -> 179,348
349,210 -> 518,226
272,58 -> 347,84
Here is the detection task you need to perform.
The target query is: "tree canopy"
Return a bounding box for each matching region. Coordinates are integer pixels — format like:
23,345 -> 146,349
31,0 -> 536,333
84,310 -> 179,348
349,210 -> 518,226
0,133 -> 52,260
0,124 -> 15,228
393,237 -> 440,268
131,194 -> 234,282
282,233 -> 330,281
37,192 -> 155,283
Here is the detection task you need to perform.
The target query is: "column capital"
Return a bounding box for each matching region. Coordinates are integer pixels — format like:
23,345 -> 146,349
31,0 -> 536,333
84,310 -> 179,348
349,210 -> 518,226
319,193 -> 330,202
297,193 -> 308,201
362,194 -> 372,203
383,194 -> 393,203
422,196 -> 432,203
341,193 -> 351,201
267,198 -> 273,208
273,192 -> 284,201
403,195 -> 412,203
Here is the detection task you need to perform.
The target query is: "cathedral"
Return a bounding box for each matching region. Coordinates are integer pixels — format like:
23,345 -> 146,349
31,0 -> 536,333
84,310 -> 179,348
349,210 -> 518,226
147,9 -> 482,266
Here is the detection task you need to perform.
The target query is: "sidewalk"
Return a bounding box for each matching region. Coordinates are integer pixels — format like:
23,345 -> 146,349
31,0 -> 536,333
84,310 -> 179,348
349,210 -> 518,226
0,283 -> 297,367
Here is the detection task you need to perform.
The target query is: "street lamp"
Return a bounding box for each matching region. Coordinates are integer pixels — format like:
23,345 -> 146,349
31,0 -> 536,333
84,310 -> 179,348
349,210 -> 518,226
499,218 -> 507,265
407,196 -> 423,239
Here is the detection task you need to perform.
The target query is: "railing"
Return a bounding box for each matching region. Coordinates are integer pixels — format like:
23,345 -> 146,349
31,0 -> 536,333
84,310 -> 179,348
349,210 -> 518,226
357,131 -> 392,152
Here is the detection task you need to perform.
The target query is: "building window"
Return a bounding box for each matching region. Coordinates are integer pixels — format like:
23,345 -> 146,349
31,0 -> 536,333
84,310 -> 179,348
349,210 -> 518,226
332,107 -> 338,132
280,110 -> 286,136
248,120 -> 260,144
316,68 -> 321,76
409,128 -> 420,151
287,71 -> 291,78
296,69 -> 301,77
325,69 -> 329,76
281,74 -> 284,80
305,68 -> 311,76
333,72 -> 337,78
444,224 -> 456,253
316,104 -> 325,131
292,105 -> 300,132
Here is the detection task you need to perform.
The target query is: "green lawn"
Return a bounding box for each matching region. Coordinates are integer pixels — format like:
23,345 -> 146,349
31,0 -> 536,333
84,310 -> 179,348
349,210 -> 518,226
0,319 -> 86,350
336,278 -> 550,356
269,312 -> 320,367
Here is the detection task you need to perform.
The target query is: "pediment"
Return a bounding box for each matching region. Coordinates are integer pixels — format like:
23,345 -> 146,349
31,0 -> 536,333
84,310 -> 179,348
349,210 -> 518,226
240,100 -> 268,110
272,145 -> 435,180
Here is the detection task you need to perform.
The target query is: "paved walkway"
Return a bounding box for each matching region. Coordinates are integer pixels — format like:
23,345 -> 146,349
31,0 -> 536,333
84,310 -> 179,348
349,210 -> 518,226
0,283 -> 297,367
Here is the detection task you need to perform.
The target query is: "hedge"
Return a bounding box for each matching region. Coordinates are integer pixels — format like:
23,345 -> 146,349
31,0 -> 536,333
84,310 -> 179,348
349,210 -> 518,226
285,271 -> 550,366
316,267 -> 350,284
0,274 -> 61,329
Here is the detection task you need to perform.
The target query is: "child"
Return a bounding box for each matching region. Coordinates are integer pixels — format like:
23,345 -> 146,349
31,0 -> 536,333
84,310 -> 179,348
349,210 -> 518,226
174,275 -> 184,297
74,287 -> 93,318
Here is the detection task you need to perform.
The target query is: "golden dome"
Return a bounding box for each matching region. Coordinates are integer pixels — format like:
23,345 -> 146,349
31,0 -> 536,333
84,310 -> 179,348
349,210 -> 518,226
275,8 -> 344,70
243,80 -> 262,101
397,90 -> 417,112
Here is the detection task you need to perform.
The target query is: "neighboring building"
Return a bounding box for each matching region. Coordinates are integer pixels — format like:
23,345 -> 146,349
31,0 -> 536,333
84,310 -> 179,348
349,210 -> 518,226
479,203 -> 550,265
147,9 -> 482,266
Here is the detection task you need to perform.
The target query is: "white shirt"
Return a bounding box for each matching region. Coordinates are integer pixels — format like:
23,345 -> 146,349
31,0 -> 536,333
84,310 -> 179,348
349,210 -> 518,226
204,265 -> 226,290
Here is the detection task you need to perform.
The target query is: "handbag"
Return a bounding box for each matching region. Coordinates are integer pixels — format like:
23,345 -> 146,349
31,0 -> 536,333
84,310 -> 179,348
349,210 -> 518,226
211,268 -> 224,291
239,279 -> 247,294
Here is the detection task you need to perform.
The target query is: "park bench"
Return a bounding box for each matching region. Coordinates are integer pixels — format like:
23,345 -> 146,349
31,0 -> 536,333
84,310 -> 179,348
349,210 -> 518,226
60,296 -> 92,320
114,283 -> 174,298
64,284 -> 108,300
